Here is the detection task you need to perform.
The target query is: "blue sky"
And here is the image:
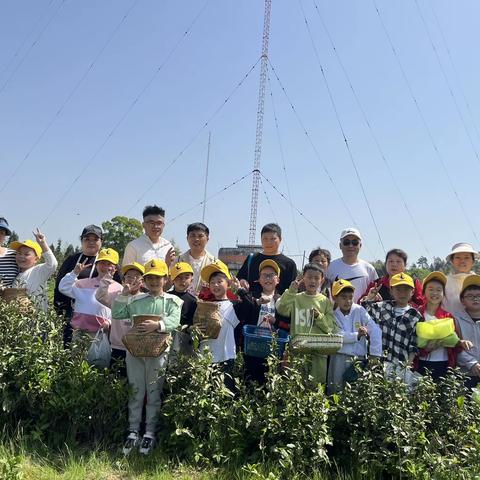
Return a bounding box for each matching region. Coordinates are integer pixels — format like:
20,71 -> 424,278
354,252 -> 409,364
1,0 -> 479,266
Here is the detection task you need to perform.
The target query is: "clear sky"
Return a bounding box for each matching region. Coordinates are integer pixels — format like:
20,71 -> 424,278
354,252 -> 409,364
1,0 -> 479,266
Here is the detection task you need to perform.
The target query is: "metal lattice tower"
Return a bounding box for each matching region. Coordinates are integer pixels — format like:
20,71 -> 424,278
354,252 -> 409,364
248,0 -> 272,245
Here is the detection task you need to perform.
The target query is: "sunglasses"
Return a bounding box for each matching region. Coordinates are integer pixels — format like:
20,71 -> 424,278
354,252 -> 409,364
342,239 -> 360,246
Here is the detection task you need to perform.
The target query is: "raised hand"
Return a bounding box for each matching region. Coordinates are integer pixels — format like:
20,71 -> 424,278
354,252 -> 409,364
165,247 -> 176,267
73,261 -> 90,276
239,279 -> 250,290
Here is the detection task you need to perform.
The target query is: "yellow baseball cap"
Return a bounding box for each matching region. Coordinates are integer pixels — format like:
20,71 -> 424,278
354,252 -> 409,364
144,259 -> 168,277
332,279 -> 355,297
200,259 -> 231,283
121,262 -> 145,276
170,262 -> 194,281
10,239 -> 42,258
422,271 -> 447,288
96,248 -> 119,265
461,274 -> 480,295
390,272 -> 414,289
259,259 -> 280,277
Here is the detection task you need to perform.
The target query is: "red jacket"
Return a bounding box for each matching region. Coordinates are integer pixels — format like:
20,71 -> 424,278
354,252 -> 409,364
413,305 -> 462,370
361,275 -> 425,310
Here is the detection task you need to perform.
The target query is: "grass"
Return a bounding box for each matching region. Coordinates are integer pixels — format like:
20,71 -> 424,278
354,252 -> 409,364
0,440 -> 362,480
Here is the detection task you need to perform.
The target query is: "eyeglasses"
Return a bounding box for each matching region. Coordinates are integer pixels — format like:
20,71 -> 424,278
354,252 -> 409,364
464,294 -> 480,301
342,239 -> 360,247
260,273 -> 278,280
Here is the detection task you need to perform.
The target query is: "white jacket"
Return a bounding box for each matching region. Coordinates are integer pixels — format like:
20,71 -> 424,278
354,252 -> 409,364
334,303 -> 382,357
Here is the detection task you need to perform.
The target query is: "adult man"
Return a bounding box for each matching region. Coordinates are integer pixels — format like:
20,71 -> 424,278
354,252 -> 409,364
176,222 -> 215,296
326,227 -> 378,303
122,205 -> 175,267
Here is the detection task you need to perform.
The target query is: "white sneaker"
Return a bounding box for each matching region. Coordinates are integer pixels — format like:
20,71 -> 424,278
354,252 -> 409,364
139,434 -> 155,455
122,431 -> 140,455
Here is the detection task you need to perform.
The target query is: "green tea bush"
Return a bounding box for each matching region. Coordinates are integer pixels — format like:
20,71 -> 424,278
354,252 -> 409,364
0,301 -> 128,446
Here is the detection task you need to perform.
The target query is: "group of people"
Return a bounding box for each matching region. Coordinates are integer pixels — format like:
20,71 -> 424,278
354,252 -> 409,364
1,207 -> 480,456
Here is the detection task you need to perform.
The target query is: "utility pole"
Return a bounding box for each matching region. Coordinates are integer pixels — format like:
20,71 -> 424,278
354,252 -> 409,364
248,0 -> 272,245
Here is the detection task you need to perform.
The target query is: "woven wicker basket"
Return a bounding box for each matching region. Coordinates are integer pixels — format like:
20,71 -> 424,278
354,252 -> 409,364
291,333 -> 343,355
122,314 -> 170,358
193,300 -> 222,339
0,288 -> 28,303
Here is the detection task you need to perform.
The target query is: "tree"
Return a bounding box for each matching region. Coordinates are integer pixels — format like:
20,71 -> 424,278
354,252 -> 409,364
416,256 -> 429,270
371,260 -> 386,277
102,216 -> 143,257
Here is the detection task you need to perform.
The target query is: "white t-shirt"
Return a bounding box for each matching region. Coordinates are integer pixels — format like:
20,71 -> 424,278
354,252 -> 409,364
201,300 -> 239,363
122,234 -> 172,267
257,296 -> 276,326
188,253 -> 204,296
420,312 -> 448,362
326,258 -> 378,302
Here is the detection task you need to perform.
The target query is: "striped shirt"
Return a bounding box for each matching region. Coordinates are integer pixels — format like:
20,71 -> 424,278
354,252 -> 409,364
0,249 -> 19,287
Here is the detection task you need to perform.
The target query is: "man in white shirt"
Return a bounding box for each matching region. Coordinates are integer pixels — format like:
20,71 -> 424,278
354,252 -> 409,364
326,227 -> 378,303
122,205 -> 176,267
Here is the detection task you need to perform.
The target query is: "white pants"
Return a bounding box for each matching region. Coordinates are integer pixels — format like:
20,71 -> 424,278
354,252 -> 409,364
126,352 -> 168,434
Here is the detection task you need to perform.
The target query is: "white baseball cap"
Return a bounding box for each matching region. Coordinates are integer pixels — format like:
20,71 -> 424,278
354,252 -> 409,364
340,228 -> 362,241
446,243 -> 479,262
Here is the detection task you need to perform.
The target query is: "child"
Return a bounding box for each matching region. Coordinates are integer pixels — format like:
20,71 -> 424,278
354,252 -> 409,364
455,275 -> 480,389
443,243 -> 479,315
169,262 -> 197,357
414,271 -> 472,381
11,229 -> 58,311
198,260 -> 240,377
112,259 -> 182,455
328,279 -> 382,393
232,259 -> 281,385
308,247 -> 333,298
59,248 -> 121,344
95,262 -> 145,374
276,263 -> 336,384
362,273 -> 422,371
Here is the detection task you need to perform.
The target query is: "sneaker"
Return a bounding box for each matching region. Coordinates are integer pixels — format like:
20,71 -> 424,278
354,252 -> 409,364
122,431 -> 140,455
139,434 -> 155,455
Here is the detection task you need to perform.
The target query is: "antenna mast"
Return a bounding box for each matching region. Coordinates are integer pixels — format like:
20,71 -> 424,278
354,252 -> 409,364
248,0 -> 272,245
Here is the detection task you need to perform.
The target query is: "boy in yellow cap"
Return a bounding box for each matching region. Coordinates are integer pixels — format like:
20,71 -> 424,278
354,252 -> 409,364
327,279 -> 382,392
198,260 -> 240,385
59,248 -> 122,341
11,228 -> 57,311
95,262 -> 145,375
231,259 -> 281,384
112,259 -> 182,456
362,272 -> 422,370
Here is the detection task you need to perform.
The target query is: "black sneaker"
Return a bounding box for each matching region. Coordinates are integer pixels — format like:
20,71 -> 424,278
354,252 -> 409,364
139,435 -> 155,455
122,431 -> 140,455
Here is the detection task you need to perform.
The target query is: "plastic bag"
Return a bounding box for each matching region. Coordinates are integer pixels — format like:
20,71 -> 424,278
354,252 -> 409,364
87,329 -> 111,369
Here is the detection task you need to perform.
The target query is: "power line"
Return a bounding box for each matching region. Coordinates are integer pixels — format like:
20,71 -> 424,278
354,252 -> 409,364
429,2 -> 480,147
0,0 -> 56,78
372,0 -> 479,244
0,0 -> 67,96
414,0 -> 480,167
259,176 -> 279,225
310,0 -> 430,256
267,59 -> 358,229
259,171 -> 335,247
298,0 -> 386,255
127,57 -> 261,213
169,171 -> 254,223
267,73 -> 302,255
39,0 -> 210,227
0,0 -> 141,194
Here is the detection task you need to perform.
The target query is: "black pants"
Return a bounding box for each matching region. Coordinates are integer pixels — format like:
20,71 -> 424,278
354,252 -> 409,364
244,355 -> 268,386
417,360 -> 449,382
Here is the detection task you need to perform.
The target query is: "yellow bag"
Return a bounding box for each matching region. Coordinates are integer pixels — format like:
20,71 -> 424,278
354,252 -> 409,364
416,317 -> 455,340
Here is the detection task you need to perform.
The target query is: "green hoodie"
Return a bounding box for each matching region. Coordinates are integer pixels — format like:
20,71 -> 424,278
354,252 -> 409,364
276,287 -> 336,384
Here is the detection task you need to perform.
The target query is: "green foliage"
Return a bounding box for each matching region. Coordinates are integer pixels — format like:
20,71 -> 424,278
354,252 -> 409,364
102,216 -> 143,256
0,452 -> 22,480
0,302 -> 128,447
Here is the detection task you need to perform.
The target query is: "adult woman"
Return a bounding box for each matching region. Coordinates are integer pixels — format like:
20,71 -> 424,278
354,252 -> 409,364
443,243 -> 479,315
0,217 -> 18,287
54,224 -> 103,346
361,248 -> 424,308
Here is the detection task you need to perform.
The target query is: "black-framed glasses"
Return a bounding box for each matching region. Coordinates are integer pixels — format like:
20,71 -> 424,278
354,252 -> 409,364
464,294 -> 480,301
342,239 -> 360,246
